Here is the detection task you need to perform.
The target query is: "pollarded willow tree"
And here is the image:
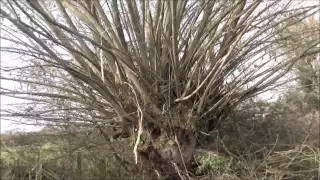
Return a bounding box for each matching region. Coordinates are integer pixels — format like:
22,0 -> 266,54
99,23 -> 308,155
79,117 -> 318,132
1,0 -> 319,178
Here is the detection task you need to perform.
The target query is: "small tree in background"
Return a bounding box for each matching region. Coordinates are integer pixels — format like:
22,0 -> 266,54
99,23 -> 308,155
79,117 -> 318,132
277,14 -> 320,110
1,0 -> 319,179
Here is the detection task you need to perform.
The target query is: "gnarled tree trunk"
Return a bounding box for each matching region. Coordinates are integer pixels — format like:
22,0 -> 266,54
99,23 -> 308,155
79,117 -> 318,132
137,126 -> 196,179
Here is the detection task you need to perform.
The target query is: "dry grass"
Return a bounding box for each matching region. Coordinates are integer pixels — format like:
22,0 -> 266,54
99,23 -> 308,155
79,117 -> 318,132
1,99 -> 319,180
191,100 -> 320,180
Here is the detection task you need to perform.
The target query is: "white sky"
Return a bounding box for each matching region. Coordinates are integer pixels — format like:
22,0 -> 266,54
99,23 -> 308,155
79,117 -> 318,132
1,0 -> 319,133
0,35 -> 44,133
